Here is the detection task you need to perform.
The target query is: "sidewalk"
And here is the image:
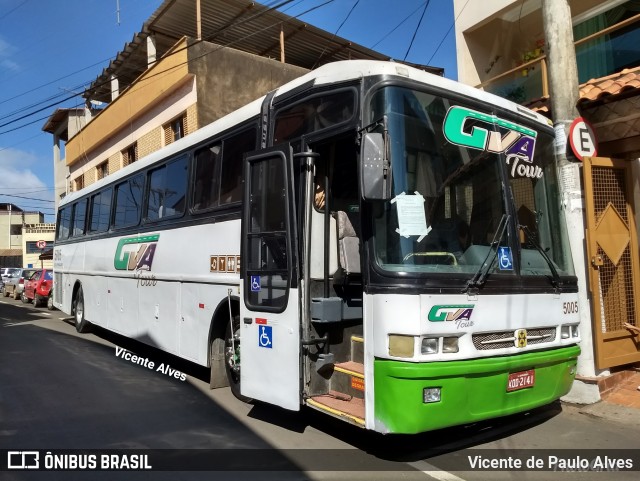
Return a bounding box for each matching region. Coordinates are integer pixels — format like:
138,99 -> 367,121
568,371 -> 640,428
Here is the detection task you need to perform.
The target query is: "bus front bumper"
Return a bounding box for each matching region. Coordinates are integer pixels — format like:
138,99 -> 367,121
373,345 -> 580,434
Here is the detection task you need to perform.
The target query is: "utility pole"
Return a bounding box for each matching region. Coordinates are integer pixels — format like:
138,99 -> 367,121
542,0 -> 600,402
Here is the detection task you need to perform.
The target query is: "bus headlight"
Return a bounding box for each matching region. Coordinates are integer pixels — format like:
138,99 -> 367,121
421,338 -> 438,354
442,337 -> 459,353
561,324 -> 580,339
388,335 -> 414,357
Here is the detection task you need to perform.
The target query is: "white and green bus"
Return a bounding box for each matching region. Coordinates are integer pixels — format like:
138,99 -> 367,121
54,60 -> 580,435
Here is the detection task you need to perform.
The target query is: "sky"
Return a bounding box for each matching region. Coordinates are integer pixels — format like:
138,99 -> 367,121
0,0 -> 457,222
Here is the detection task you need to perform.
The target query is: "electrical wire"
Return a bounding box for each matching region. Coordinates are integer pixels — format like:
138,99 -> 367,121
0,0 -> 341,136
312,0 -> 360,69
370,1 -> 427,49
0,0 -> 28,22
403,0 -> 430,61
0,1 -> 300,134
427,0 -> 470,65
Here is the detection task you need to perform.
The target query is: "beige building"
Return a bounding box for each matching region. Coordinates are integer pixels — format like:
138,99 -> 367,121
43,0 -> 403,202
0,204 -> 45,267
453,0 -> 640,402
22,223 -> 56,269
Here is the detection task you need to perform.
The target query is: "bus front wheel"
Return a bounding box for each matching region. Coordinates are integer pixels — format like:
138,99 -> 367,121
73,286 -> 90,333
224,314 -> 250,403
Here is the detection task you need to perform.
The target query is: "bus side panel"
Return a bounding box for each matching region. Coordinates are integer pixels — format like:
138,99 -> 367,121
138,278 -> 180,355
107,276 -> 140,338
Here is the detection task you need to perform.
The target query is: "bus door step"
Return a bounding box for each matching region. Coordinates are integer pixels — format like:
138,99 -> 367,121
306,391 -> 365,427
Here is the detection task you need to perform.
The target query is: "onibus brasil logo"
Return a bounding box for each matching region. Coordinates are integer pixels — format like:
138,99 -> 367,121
428,305 -> 475,329
114,234 -> 159,287
443,106 -> 543,179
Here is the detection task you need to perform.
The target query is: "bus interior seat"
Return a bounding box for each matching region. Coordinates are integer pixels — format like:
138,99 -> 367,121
336,210 -> 361,278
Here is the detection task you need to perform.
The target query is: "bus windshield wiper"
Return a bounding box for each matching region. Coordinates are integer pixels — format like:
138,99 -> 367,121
520,225 -> 562,291
462,214 -> 509,293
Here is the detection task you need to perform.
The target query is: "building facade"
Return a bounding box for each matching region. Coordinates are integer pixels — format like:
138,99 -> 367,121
0,204 -> 47,267
454,0 -> 640,402
22,224 -> 56,269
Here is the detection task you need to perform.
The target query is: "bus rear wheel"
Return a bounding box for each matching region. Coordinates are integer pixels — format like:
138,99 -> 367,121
73,286 -> 90,333
224,314 -> 250,402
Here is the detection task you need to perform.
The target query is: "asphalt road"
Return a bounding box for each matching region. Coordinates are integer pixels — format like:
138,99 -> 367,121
1,296 -> 639,481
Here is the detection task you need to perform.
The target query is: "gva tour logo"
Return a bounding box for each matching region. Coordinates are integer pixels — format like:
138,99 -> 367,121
443,106 -> 543,179
428,304 -> 475,329
114,234 -> 159,287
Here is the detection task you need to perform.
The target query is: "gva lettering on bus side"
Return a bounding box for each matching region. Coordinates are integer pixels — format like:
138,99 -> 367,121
443,106 -> 543,179
114,234 -> 159,271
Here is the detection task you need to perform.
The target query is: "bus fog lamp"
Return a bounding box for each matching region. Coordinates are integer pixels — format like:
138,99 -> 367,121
561,325 -> 570,339
423,387 -> 441,403
388,335 -> 414,357
442,337 -> 459,353
421,338 -> 438,354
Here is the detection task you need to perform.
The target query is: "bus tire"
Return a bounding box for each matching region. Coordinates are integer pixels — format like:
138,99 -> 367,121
73,286 -> 91,333
224,314 -> 251,403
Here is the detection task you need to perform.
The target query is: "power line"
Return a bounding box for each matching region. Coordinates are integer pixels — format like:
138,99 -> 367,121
403,0 -> 430,61
0,0 -> 340,136
427,0 -> 470,65
0,193 -> 54,202
313,0 -> 359,69
0,0 -> 28,22
370,1 -> 427,50
0,1 -> 300,135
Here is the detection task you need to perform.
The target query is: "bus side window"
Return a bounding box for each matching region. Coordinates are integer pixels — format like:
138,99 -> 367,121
57,207 -> 71,240
72,199 -> 88,237
89,188 -> 112,233
146,156 -> 188,220
219,127 -> 256,205
113,175 -> 144,228
193,143 -> 221,211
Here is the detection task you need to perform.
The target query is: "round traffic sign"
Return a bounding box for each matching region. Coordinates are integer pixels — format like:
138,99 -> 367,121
36,240 -> 47,249
568,117 -> 598,161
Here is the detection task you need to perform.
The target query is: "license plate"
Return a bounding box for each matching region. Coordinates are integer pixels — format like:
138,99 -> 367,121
507,369 -> 535,392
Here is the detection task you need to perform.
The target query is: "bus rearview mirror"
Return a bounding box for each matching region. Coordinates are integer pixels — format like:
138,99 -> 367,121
361,132 -> 392,200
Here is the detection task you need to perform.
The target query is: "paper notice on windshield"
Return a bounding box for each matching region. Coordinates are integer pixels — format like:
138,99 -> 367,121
393,192 -> 429,240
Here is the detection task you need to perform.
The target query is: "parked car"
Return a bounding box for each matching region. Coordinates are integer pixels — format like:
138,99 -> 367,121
3,268 -> 38,300
1,267 -> 20,287
22,269 -> 54,308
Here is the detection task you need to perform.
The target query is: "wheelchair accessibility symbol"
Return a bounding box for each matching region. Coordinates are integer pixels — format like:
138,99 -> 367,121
250,275 -> 261,292
498,246 -> 513,270
258,325 -> 273,348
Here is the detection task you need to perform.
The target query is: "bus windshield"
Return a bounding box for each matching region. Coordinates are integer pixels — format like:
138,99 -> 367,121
368,86 -> 575,279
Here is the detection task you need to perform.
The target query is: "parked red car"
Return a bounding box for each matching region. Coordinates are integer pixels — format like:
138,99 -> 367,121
22,269 -> 54,309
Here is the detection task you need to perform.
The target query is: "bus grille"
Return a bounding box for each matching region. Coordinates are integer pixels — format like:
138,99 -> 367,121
472,327 -> 556,350
54,273 -> 62,304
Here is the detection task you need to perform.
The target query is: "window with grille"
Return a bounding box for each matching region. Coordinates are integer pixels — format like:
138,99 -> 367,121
97,161 -> 109,180
164,114 -> 187,146
122,143 -> 138,166
74,175 -> 84,192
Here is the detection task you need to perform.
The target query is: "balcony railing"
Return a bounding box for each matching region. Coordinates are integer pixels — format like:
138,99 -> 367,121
477,12 -> 640,105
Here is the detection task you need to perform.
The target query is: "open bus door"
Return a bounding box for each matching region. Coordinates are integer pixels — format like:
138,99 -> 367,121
239,146 -> 301,410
